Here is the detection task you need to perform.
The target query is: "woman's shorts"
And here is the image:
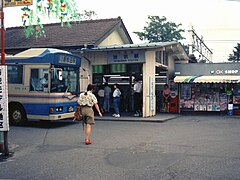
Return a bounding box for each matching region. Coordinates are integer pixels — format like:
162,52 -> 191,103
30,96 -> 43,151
81,106 -> 95,125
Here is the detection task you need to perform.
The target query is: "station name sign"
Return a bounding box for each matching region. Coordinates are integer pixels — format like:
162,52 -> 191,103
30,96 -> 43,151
108,50 -> 145,64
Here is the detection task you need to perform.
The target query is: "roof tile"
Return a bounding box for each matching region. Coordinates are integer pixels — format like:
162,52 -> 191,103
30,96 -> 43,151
3,17 -> 129,49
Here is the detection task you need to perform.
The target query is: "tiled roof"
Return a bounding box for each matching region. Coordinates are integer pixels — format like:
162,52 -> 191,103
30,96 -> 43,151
3,17 -> 132,50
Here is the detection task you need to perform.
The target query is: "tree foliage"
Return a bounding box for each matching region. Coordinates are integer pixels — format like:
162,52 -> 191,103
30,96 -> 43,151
228,43 -> 240,62
134,16 -> 185,43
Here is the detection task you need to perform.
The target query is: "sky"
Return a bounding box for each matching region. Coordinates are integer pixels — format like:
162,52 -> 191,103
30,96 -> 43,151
3,0 -> 240,63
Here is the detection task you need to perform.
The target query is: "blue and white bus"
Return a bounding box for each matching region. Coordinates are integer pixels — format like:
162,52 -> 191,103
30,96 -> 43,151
6,48 -> 81,125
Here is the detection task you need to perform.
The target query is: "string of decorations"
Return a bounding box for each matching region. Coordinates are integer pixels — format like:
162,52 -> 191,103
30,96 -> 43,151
21,0 -> 81,38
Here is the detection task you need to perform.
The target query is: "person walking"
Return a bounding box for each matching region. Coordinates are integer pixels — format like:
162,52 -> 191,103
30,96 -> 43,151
103,83 -> 112,113
78,84 -> 102,145
133,79 -> 142,117
112,83 -> 121,118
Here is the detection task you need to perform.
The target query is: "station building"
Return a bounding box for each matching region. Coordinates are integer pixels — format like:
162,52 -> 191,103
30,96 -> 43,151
3,17 -> 189,117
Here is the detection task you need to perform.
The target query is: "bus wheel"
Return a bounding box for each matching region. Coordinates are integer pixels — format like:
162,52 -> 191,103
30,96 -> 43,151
9,105 -> 26,125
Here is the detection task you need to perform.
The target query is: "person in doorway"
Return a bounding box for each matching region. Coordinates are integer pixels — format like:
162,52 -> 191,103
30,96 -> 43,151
112,83 -> 121,118
133,79 -> 142,117
78,84 -> 102,145
97,84 -> 104,113
103,83 -> 112,113
162,83 -> 171,112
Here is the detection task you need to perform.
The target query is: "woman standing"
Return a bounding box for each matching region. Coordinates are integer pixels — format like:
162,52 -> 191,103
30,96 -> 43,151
78,84 -> 102,145
162,84 -> 171,112
112,83 -> 121,118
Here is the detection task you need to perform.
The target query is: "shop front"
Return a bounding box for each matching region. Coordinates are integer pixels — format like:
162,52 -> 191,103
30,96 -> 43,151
174,63 -> 240,115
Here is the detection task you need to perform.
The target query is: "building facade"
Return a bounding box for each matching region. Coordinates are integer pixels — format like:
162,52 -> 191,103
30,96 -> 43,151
174,63 -> 240,115
80,42 -> 188,117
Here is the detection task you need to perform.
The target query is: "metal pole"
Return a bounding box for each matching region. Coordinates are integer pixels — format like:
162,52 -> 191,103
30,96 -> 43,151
1,1 -> 4,65
1,0 -> 8,156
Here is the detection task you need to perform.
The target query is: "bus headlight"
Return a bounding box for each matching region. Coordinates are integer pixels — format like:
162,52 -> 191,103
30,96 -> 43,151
49,107 -> 63,114
56,107 -> 63,112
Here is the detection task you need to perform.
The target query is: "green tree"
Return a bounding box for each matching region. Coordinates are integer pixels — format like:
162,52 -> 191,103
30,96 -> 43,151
228,43 -> 240,62
134,16 -> 185,42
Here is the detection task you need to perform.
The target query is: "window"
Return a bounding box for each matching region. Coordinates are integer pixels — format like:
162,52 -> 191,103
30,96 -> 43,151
163,51 -> 168,66
155,51 -> 162,63
30,68 -> 48,92
7,65 -> 23,84
155,51 -> 168,65
50,66 -> 79,94
93,65 -> 103,74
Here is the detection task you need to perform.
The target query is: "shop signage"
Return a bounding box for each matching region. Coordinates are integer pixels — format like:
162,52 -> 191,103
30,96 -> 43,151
108,50 -> 145,64
211,69 -> 239,75
3,0 -> 32,7
0,66 -> 9,131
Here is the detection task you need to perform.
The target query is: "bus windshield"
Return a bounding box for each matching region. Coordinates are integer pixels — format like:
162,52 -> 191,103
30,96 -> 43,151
51,66 -> 79,94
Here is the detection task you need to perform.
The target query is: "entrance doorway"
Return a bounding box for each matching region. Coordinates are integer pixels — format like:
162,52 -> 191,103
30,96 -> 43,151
92,64 -> 143,113
155,70 -> 168,112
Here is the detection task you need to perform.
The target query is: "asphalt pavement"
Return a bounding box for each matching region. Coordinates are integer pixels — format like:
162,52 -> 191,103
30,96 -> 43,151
1,113 -> 240,179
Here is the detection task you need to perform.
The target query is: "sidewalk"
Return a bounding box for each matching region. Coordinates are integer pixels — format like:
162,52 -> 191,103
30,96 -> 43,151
95,112 -> 180,123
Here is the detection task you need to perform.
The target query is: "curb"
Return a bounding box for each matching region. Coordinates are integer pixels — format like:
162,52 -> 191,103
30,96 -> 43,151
95,114 -> 180,123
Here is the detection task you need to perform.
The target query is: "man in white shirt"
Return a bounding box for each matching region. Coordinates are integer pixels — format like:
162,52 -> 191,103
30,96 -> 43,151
133,79 -> 142,117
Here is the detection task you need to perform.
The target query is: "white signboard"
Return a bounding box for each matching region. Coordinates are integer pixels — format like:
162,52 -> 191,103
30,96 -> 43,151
0,66 -> 9,131
149,77 -> 154,111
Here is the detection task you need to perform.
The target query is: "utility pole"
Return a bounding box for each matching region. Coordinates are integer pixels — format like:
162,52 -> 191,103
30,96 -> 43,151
188,23 -> 213,63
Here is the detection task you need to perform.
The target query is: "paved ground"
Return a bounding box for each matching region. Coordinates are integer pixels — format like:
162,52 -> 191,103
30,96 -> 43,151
1,113 -> 240,179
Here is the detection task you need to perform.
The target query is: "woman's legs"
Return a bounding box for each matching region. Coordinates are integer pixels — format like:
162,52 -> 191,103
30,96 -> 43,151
85,123 -> 92,145
85,124 -> 91,140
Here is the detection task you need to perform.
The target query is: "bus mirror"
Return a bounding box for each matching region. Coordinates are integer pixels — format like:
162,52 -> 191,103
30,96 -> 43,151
58,70 -> 63,80
51,68 -> 63,80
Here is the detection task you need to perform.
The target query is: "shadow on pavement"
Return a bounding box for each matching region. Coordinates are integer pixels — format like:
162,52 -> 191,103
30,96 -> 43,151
10,120 -> 77,129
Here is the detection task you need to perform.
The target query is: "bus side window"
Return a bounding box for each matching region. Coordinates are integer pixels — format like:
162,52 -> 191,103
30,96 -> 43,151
7,65 -> 23,84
